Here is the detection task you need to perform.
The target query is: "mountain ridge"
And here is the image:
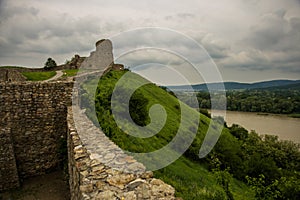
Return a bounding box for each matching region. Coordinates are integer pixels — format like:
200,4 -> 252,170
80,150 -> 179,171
166,79 -> 300,91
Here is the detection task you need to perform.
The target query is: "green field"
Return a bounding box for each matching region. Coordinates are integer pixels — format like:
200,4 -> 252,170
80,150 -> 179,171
81,70 -> 255,199
288,113 -> 300,118
0,66 -> 28,69
62,69 -> 79,77
22,71 -> 56,81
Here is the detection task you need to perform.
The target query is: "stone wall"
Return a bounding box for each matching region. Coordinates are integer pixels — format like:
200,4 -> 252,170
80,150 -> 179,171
0,127 -> 19,191
80,39 -> 113,71
0,69 -> 26,82
0,81 -> 178,198
56,55 -> 86,70
0,38 -> 178,198
0,81 -> 73,190
67,107 -> 177,200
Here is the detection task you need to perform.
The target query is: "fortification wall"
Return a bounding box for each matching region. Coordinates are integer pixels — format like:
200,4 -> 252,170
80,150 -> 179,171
0,80 -> 177,199
0,69 -> 26,82
0,127 -> 19,190
67,107 -> 176,200
0,81 -> 73,190
0,38 -> 177,198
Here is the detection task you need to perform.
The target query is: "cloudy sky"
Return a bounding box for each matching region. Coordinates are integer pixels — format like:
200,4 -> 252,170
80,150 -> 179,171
0,0 -> 300,83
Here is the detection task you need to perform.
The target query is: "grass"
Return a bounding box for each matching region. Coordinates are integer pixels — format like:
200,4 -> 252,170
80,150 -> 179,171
288,113 -> 300,118
22,71 -> 56,81
155,156 -> 254,199
0,66 -> 28,69
81,69 -> 255,199
62,69 -> 79,77
155,157 -> 225,199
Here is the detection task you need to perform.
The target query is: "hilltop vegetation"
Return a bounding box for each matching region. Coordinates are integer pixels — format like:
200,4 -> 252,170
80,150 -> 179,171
81,69 -> 300,199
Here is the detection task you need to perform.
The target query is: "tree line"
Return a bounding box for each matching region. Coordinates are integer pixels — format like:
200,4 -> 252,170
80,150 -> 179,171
195,89 -> 300,114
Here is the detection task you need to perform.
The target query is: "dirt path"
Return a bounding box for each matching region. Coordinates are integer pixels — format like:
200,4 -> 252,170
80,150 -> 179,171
0,171 -> 70,200
43,70 -> 63,82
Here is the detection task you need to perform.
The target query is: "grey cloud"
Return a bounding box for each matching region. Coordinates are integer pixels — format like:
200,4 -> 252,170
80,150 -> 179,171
111,28 -> 221,73
202,40 -> 230,59
221,9 -> 300,74
191,33 -> 230,60
0,4 -> 106,65
116,48 -> 186,68
220,49 -> 300,73
0,5 -> 39,21
220,50 -> 269,69
165,12 -> 195,21
177,13 -> 195,19
0,0 -> 299,82
244,10 -> 300,51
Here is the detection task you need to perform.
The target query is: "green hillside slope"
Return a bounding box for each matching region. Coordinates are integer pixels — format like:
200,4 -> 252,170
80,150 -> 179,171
22,71 -> 56,81
81,69 -> 255,199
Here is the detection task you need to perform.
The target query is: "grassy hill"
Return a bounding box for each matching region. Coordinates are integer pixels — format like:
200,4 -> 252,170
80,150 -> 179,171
81,69 -> 255,199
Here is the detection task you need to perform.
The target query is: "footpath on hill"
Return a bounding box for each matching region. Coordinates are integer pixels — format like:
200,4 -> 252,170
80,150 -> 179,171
42,70 -> 63,82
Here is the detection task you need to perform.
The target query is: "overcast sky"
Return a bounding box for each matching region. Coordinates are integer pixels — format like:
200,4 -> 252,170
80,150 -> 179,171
0,0 -> 299,83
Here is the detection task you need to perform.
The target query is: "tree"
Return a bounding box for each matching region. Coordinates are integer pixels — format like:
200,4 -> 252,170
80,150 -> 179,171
44,57 -> 57,70
246,174 -> 281,199
211,156 -> 234,200
129,91 -> 150,126
228,124 -> 249,141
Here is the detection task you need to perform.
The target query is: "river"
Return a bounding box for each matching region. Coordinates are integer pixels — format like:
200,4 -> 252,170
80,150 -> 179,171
210,110 -> 300,143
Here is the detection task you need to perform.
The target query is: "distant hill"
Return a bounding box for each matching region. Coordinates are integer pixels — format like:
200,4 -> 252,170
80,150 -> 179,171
167,79 -> 300,91
258,82 -> 300,91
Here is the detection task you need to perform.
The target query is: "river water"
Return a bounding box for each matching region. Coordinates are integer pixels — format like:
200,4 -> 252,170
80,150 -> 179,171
211,110 -> 300,143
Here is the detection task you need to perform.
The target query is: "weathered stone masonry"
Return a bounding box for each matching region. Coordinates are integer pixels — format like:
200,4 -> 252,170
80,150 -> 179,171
0,38 -> 177,198
0,127 -> 19,190
67,107 -> 176,200
0,81 -> 73,190
0,80 -> 177,199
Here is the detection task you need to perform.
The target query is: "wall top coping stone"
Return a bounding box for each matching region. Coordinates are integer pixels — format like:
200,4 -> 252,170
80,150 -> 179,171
71,106 -> 146,174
